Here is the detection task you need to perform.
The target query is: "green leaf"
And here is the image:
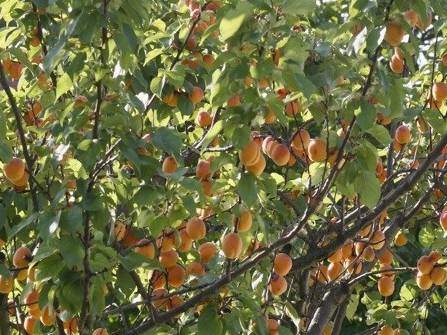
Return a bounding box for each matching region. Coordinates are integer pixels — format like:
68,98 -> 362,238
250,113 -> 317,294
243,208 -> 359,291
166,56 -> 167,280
56,73 -> 73,99
200,120 -> 223,152
152,127 -> 182,155
346,294 -> 360,321
355,171 -> 381,208
220,2 -> 254,41
198,305 -> 223,335
356,101 -> 376,131
419,225 -> 435,247
9,213 -> 38,238
116,266 -> 136,296
367,124 -> 392,147
57,235 -> 85,269
237,173 -> 258,207
388,78 -> 404,118
36,254 -> 64,281
282,0 -> 316,16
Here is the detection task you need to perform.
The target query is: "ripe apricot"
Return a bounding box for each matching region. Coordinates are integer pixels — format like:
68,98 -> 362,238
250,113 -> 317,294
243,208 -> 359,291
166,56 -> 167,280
227,95 -> 241,107
292,129 -> 310,153
162,156 -> 178,174
384,21 -> 405,47
432,82 -> 447,102
417,255 -> 434,275
92,328 -> 109,335
114,221 -> 127,241
40,304 -> 56,326
13,171 -> 29,188
7,61 -> 23,81
341,240 -> 353,259
17,269 -> 27,282
63,317 -> 78,334
430,267 -> 447,285
271,143 -> 290,166
4,157 -> 26,183
203,54 -> 215,66
13,246 -> 31,268
150,270 -> 166,289
246,153 -> 266,177
0,239 -> 5,248
394,231 -> 407,246
377,276 -> 394,297
429,251 -> 442,263
442,53 -> 447,67
198,242 -> 217,263
307,138 -> 327,162
121,228 -> 139,248
322,323 -> 333,335
394,125 -> 411,144
189,86 -> 204,104
178,229 -> 193,252
345,257 -> 362,275
440,211 -> 447,231
237,210 -> 252,232
135,239 -> 155,259
196,111 -> 212,127
185,217 -> 206,240
354,241 -> 367,257
378,325 -> 394,335
269,274 -> 288,296
404,10 -> 418,27
221,232 -> 243,259
24,316 -> 36,335
163,92 -> 178,107
0,275 -> 13,294
274,253 -> 292,276
327,262 -> 343,281
159,250 -> 179,268
285,100 -> 300,117
157,233 -> 176,252
196,159 -> 211,180
389,54 -> 404,74
378,248 -> 393,265
363,246 -> 375,262
240,140 -> 261,166
267,318 -> 279,335
416,273 -> 433,290
328,248 -> 343,263
187,261 -> 205,276
167,264 -> 186,288
317,265 -> 329,283
370,230 -> 385,250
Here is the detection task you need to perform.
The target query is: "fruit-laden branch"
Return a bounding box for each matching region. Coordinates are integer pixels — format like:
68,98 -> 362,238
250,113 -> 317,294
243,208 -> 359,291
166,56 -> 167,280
305,186 -> 434,335
0,62 -> 39,211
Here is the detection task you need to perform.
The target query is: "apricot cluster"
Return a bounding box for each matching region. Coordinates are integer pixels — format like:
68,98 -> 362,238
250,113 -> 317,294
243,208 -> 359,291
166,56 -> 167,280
416,251 -> 446,290
3,157 -> 29,190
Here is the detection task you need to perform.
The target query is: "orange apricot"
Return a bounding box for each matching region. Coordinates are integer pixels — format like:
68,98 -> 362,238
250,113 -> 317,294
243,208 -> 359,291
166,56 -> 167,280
270,143 -> 290,166
13,246 -> 31,268
189,86 -> 204,104
221,232 -> 243,259
24,316 -> 37,335
63,317 -> 78,335
440,211 -> 447,231
162,156 -> 178,174
384,21 -> 405,47
168,295 -> 184,310
429,251 -> 442,263
377,325 -> 394,335
227,95 -> 241,107
389,54 -> 404,74
417,255 -> 434,275
135,239 -> 155,259
292,129 -> 310,152
432,82 -> 447,102
40,304 -> 56,326
237,210 -> 252,232
416,273 -> 433,290
159,250 -> 179,268
394,125 -> 411,145
430,267 -> 447,286
150,270 -> 166,289
273,253 -> 292,276
152,288 -> 169,310
92,329 -> 109,335
327,262 -> 343,281
328,248 -> 343,263
196,159 -> 211,180
370,230 -> 386,250
178,229 -> 193,252
0,275 -> 13,294
341,240 -> 353,259
198,242 -> 217,263
307,139 -> 327,162
269,274 -> 288,296
167,264 -> 186,288
246,153 -> 266,177
4,157 -> 26,183
163,92 -> 178,107
203,54 -> 215,66
240,140 -> 261,166
267,318 -> 279,335
185,217 -> 206,240
404,10 -> 418,27
285,100 -> 300,117
378,248 -> 393,265
363,246 -> 375,262
394,231 -> 407,246
196,111 -> 212,127
187,261 -> 205,276
264,109 -> 277,124
377,276 -> 395,297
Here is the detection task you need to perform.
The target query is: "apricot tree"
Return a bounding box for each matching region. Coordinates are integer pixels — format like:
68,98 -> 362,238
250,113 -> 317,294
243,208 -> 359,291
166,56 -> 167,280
1,0 -> 447,334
